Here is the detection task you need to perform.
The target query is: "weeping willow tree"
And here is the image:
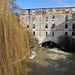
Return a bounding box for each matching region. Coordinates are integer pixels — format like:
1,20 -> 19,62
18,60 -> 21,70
0,0 -> 30,75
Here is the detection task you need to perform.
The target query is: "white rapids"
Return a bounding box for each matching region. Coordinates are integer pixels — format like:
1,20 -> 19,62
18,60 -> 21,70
29,50 -> 36,59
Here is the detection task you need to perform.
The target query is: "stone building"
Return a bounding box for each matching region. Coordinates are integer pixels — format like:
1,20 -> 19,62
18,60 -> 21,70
20,7 -> 75,43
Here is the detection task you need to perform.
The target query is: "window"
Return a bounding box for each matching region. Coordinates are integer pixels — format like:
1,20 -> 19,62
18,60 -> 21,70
72,14 -> 75,21
72,32 -> 74,35
52,9 -> 55,13
65,15 -> 68,21
46,17 -> 48,19
27,10 -> 29,13
72,13 -> 75,17
72,17 -> 75,21
52,32 -> 54,36
52,24 -> 55,29
72,24 -> 75,29
32,24 -> 35,28
65,23 -> 68,29
46,32 -> 48,36
46,17 -> 48,21
72,32 -> 75,35
33,10 -> 35,13
72,8 -> 75,12
27,25 -> 29,28
52,16 -> 55,21
65,32 -> 68,35
45,24 -> 48,28
33,32 -> 35,36
38,11 -> 41,15
46,10 -> 48,13
33,18 -> 35,21
42,11 -> 44,15
65,8 -> 69,13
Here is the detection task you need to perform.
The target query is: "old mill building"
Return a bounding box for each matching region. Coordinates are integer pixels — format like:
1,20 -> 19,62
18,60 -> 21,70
20,7 -> 75,43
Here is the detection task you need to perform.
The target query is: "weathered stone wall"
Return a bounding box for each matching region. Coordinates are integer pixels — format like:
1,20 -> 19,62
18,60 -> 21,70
20,7 -> 75,43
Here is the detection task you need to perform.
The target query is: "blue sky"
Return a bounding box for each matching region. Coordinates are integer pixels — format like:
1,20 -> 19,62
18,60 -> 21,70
16,0 -> 75,9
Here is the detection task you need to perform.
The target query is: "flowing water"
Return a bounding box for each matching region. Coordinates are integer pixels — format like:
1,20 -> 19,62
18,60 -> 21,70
26,48 -> 75,75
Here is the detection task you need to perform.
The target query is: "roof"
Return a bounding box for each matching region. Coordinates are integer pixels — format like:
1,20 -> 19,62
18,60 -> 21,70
20,7 -> 75,10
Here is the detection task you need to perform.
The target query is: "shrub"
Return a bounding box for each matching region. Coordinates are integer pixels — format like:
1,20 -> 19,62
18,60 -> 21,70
27,30 -> 39,50
57,35 -> 75,52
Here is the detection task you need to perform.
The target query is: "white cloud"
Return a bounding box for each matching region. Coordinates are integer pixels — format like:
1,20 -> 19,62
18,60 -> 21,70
56,0 -> 63,5
56,0 -> 75,7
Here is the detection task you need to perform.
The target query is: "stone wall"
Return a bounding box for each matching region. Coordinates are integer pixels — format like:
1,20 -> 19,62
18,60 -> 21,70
20,7 -> 75,43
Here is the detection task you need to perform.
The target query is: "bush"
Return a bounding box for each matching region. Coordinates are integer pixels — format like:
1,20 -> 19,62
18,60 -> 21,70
27,30 -> 39,49
57,35 -> 75,52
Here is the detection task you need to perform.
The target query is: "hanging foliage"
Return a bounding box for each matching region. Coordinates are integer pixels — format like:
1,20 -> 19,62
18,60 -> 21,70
0,0 -> 30,75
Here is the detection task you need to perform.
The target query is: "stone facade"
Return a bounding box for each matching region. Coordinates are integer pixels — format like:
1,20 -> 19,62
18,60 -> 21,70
20,7 -> 75,43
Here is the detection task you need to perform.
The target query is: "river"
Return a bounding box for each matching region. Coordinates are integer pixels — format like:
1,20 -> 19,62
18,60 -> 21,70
26,47 -> 75,75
